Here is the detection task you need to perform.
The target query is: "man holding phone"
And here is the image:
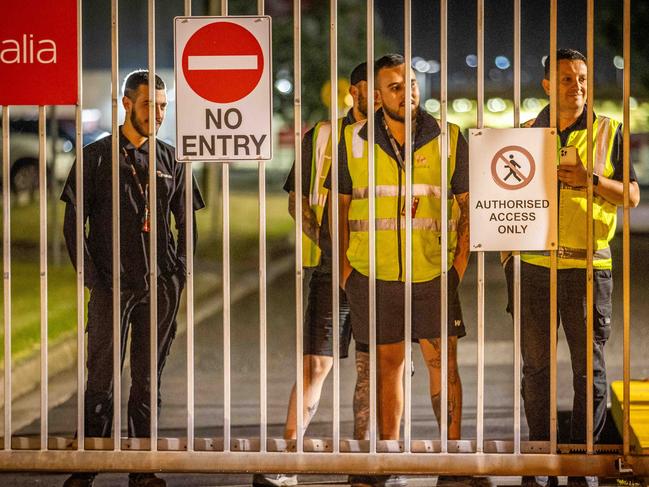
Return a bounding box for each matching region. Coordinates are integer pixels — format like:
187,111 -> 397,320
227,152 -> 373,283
503,48 -> 640,487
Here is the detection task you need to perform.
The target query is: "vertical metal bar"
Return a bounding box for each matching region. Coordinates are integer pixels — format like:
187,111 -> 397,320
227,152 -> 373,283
366,0 -> 377,455
257,0 -> 268,455
475,0 -> 485,455
2,106 -> 11,451
439,0 -> 449,454
147,0 -> 159,452
512,0 -> 522,456
222,160 -> 231,454
110,0 -> 122,452
585,0 -> 595,454
622,0 -> 631,459
549,0 -> 558,453
220,0 -> 231,453
75,0 -> 85,451
292,0 -> 304,454
183,0 -> 195,455
38,105 -> 48,450
403,0 -> 413,454
329,0 -> 341,454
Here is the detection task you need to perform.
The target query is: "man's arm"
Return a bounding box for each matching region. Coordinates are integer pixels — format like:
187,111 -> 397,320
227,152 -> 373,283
170,167 -> 204,275
63,202 -> 100,289
336,194 -> 353,289
558,162 -> 640,207
288,190 -> 320,244
452,192 -> 470,279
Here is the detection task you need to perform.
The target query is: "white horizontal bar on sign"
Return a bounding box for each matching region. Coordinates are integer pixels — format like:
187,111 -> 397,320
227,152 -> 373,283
188,55 -> 258,70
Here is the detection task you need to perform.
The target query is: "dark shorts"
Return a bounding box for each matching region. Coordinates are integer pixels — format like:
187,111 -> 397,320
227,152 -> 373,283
344,267 -> 466,345
305,269 -> 361,357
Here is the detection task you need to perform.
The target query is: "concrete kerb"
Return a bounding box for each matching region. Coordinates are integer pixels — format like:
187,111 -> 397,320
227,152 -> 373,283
0,254 -> 294,432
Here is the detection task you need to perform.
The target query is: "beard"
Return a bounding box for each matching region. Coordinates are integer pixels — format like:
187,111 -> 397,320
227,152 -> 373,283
130,110 -> 160,138
130,110 -> 149,138
356,92 -> 368,117
383,103 -> 419,123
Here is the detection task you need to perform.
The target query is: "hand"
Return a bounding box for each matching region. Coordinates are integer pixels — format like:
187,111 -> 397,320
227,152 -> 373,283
452,263 -> 464,282
341,265 -> 353,290
557,161 -> 588,188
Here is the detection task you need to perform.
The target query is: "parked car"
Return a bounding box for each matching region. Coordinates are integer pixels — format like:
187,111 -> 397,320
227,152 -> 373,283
0,117 -> 106,203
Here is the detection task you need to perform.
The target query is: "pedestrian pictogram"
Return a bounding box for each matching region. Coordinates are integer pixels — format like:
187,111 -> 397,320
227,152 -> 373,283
181,21 -> 264,104
491,145 -> 536,190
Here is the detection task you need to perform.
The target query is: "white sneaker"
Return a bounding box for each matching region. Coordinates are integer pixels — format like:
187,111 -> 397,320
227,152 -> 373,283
252,473 -> 298,486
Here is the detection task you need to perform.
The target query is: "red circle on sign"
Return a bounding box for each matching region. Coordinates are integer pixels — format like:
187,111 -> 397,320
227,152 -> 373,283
182,21 -> 264,104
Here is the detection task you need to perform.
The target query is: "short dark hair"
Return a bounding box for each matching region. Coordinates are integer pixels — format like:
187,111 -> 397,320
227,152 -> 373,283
350,62 -> 367,85
122,69 -> 166,100
543,48 -> 586,79
375,53 -> 405,77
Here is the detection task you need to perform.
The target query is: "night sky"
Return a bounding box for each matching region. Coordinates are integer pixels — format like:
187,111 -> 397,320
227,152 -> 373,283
79,0 -> 623,97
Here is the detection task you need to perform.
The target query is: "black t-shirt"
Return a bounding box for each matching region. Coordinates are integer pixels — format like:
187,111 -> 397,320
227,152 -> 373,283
60,128 -> 205,291
329,108 -> 469,196
531,105 -> 637,182
283,111 -> 357,271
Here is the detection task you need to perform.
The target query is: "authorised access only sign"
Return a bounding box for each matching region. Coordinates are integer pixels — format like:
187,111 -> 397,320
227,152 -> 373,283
469,128 -> 557,251
174,16 -> 272,161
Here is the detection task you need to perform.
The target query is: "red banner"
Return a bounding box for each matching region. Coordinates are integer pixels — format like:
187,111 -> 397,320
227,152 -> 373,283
0,0 -> 78,105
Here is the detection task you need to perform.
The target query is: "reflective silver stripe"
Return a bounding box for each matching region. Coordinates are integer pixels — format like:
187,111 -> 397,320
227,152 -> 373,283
352,184 -> 447,199
594,116 -> 611,175
539,246 -> 611,261
349,218 -> 457,232
351,122 -> 365,158
311,121 -> 332,207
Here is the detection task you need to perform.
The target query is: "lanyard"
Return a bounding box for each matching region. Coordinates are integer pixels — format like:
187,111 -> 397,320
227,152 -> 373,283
380,114 -> 419,218
381,112 -> 417,170
122,147 -> 150,233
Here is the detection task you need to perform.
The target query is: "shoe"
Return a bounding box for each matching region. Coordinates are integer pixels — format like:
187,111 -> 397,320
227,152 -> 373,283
348,475 -> 408,487
521,477 -> 559,487
62,473 -> 96,487
128,473 -> 166,487
438,476 -> 493,487
567,477 -> 598,487
252,473 -> 298,486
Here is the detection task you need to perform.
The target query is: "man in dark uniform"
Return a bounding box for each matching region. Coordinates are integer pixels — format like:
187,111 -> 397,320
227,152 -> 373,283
61,70 -> 205,487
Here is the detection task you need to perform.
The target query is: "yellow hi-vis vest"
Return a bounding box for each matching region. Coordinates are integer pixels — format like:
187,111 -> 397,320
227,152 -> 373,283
521,115 -> 620,269
302,118 -> 345,268
345,120 -> 461,282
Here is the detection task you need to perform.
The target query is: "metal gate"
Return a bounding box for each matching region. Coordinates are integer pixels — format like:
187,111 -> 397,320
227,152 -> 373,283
0,0 -> 646,478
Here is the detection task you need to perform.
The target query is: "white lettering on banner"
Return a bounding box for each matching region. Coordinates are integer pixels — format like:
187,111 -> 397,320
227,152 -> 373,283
0,34 -> 57,64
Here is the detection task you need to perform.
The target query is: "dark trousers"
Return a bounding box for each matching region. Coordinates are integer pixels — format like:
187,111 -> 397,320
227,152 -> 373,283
85,272 -> 183,438
506,261 -> 612,444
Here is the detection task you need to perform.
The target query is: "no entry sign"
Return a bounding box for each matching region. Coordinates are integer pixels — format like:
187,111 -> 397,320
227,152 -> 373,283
0,0 -> 78,105
175,16 -> 272,162
469,128 -> 558,251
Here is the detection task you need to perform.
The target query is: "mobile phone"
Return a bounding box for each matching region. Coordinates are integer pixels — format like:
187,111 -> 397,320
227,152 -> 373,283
559,146 -> 578,166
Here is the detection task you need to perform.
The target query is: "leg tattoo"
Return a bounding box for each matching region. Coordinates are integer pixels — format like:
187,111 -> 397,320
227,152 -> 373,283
354,351 -> 370,440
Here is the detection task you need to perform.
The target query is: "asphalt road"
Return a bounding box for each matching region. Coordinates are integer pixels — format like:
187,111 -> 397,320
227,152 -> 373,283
3,236 -> 649,486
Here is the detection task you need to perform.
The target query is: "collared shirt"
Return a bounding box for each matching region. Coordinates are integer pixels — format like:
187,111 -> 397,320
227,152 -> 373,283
332,108 -> 469,196
283,109 -> 358,270
60,127 -> 205,291
531,104 -> 637,182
